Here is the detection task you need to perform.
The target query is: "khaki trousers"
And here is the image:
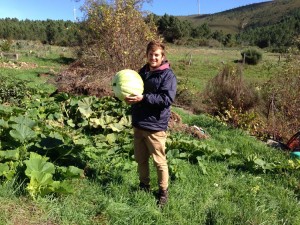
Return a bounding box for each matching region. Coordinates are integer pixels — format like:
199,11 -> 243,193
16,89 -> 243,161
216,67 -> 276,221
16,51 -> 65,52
133,127 -> 169,191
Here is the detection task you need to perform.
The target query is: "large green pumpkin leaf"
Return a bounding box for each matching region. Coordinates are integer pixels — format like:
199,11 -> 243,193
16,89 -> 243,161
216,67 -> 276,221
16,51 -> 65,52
57,165 -> 84,178
67,119 -> 76,127
10,115 -> 36,128
103,115 -> 116,123
73,137 -> 91,146
50,180 -> 73,195
66,166 -> 83,178
0,150 -> 19,161
24,152 -> 55,177
109,123 -> 124,132
89,118 -> 102,128
90,114 -> 117,129
78,97 -> 94,118
0,162 -> 15,180
24,153 -> 74,198
118,115 -> 132,127
24,153 -> 55,198
106,133 -> 118,145
10,124 -> 36,143
0,104 -> 13,115
167,149 -> 180,160
0,119 -> 9,128
0,163 -> 9,176
26,172 -> 56,198
30,170 -> 54,185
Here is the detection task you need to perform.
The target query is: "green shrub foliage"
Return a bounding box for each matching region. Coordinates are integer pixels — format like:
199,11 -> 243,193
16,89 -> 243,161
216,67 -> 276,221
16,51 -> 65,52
241,48 -> 262,65
0,39 -> 12,52
260,58 -> 300,141
0,76 -> 32,105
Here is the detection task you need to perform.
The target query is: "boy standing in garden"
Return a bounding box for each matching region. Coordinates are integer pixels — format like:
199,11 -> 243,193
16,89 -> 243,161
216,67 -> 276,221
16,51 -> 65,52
125,40 -> 177,206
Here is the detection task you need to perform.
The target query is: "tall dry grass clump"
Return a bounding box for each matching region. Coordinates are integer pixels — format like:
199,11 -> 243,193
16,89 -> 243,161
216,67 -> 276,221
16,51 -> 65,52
202,63 -> 258,115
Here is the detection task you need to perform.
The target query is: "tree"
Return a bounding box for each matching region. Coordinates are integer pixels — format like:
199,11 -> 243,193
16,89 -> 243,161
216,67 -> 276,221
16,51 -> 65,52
157,14 -> 192,43
79,0 -> 158,72
211,30 -> 225,44
191,23 -> 211,38
46,20 -> 58,45
56,0 -> 158,97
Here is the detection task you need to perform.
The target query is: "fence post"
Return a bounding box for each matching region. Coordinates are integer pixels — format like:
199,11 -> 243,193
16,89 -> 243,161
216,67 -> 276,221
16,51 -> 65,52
243,53 -> 246,64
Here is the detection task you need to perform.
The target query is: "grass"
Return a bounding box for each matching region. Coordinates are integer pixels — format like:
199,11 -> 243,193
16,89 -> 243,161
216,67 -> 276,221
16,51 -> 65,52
2,138 -> 300,224
1,45 -> 300,224
0,44 -> 74,93
167,45 -> 283,92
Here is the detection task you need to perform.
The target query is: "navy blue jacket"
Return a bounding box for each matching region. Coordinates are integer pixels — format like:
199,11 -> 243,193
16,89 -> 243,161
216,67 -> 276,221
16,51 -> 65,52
131,61 -> 177,131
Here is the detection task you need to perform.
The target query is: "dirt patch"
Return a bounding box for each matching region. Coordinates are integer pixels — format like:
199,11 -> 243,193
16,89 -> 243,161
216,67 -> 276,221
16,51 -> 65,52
168,111 -> 209,139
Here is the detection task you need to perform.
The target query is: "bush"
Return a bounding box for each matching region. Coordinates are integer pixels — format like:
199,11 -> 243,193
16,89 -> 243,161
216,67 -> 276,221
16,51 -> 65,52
0,39 -> 12,52
215,99 -> 264,135
0,76 -> 32,105
174,38 -> 210,47
175,87 -> 196,109
259,58 -> 300,142
241,48 -> 262,65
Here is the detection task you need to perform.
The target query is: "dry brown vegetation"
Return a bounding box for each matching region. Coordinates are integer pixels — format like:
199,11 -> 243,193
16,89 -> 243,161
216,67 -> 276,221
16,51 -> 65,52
168,111 -> 209,139
202,63 -> 259,115
55,60 -> 113,97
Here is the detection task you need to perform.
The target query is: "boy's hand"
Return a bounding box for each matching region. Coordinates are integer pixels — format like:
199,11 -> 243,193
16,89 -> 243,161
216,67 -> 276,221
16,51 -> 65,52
124,94 -> 143,104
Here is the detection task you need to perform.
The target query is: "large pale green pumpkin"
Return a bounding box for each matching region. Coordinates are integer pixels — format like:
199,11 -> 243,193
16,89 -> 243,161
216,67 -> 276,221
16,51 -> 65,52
112,69 -> 144,101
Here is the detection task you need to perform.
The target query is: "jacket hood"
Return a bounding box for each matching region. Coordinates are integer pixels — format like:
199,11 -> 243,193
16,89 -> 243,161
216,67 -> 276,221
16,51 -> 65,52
155,60 -> 170,71
141,60 -> 170,73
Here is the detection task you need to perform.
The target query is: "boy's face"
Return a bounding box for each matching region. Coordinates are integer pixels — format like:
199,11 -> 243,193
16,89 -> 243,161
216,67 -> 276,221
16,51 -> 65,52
147,48 -> 164,71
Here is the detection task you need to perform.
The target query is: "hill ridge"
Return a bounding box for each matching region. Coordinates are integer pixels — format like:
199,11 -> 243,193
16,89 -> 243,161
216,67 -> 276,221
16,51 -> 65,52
176,0 -> 299,34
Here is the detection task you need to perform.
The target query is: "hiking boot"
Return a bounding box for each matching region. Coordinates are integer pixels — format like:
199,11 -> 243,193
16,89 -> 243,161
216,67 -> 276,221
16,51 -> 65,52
157,188 -> 168,207
139,182 -> 150,192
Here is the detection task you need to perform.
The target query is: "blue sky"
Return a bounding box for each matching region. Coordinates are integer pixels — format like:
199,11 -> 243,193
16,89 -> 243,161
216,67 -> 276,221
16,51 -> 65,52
0,0 -> 271,21
0,0 -> 82,21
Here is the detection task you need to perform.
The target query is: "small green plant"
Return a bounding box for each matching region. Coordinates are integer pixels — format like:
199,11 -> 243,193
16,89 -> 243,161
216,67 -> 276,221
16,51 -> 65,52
24,152 -> 79,198
216,99 -> 264,137
0,76 -> 32,106
241,48 -> 263,65
0,39 -> 12,52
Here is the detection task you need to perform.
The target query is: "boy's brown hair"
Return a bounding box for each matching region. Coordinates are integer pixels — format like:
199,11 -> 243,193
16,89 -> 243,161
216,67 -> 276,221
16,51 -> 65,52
146,40 -> 165,56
